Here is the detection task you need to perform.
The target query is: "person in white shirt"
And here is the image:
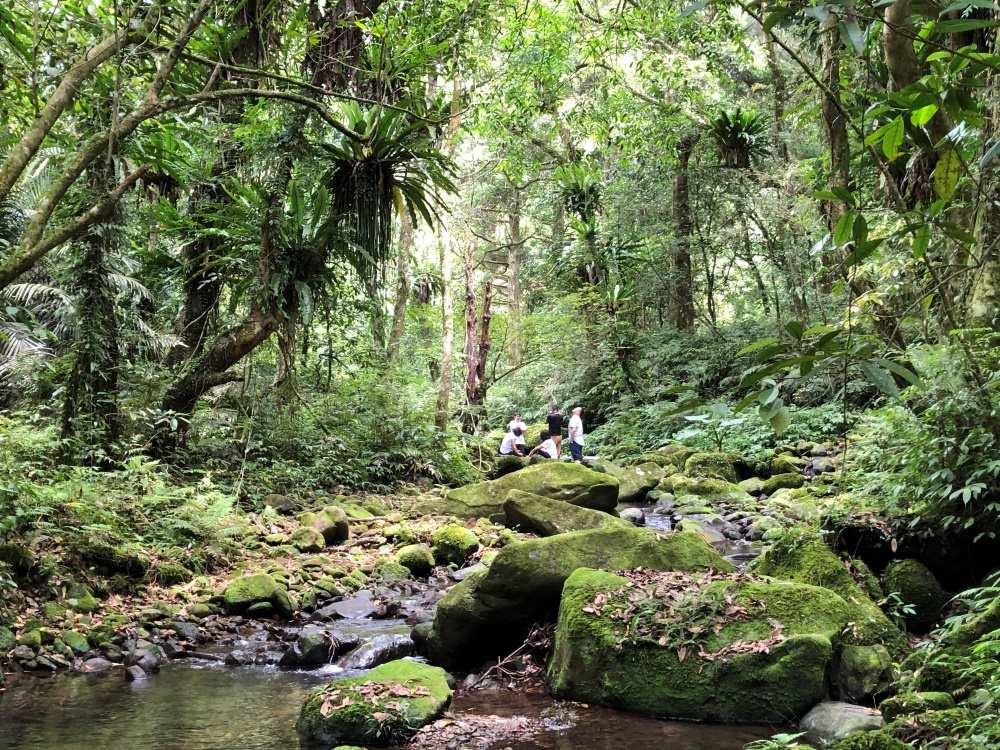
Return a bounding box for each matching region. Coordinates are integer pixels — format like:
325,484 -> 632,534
507,414 -> 527,449
567,406 -> 584,462
528,430 -> 559,460
499,426 -> 525,456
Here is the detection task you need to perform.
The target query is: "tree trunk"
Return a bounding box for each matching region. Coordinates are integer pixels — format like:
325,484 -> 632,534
168,0 -> 273,366
670,133 -> 698,329
386,210 -> 413,363
762,13 -> 790,163
435,235 -> 455,430
507,188 -> 524,367
820,13 -> 850,232
61,156 -> 122,461
970,23 -> 1000,328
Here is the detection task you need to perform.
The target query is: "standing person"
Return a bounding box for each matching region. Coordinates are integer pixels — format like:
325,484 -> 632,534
546,404 -> 564,454
567,406 -> 585,462
508,413 -> 527,452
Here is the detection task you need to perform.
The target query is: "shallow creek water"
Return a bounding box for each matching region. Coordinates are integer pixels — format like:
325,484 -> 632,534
0,662 -> 774,750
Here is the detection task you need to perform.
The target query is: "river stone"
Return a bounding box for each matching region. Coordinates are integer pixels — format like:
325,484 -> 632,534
297,659 -> 452,746
591,461 -> 664,503
263,493 -> 297,513
297,507 -> 350,546
81,657 -> 115,673
168,620 -> 200,642
395,544 -> 435,577
125,665 -> 147,681
738,477 -> 765,494
800,701 -> 883,745
62,630 -> 90,656
882,559 -> 948,631
280,626 -> 334,666
222,573 -> 294,618
761,472 -> 805,494
431,524 -> 480,566
337,634 -> 414,670
426,527 -> 730,669
503,490 -> 628,536
441,462 -> 619,519
751,536 -> 906,654
771,453 -> 807,474
290,527 -> 325,553
549,567 -> 865,722
619,507 -> 645,526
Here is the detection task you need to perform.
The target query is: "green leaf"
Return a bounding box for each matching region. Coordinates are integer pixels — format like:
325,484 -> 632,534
860,360 -> 899,396
840,18 -> 866,54
767,404 -> 790,434
933,148 -> 961,200
833,211 -> 856,246
882,117 -> 905,160
934,19 -> 998,33
872,358 -> 921,386
910,104 -> 938,127
912,224 -> 930,258
737,337 -> 780,356
785,321 -> 804,340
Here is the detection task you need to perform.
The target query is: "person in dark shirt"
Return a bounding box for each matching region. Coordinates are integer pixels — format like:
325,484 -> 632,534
546,405 -> 564,454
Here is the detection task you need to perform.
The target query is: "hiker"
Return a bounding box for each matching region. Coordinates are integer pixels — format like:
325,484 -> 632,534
528,430 -> 559,460
567,406 -> 585,462
546,404 -> 564,454
499,425 -> 526,456
508,413 -> 527,452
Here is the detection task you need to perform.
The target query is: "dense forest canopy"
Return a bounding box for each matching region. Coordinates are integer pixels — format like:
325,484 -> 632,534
0,0 -> 999,745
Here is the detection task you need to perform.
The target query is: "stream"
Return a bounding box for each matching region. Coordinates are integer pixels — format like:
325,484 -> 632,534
0,660 -> 774,749
1,508 -> 775,749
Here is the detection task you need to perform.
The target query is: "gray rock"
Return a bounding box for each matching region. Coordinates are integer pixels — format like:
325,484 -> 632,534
800,701 -> 883,745
619,507 -> 646,526
169,621 -> 200,642
125,665 -> 147,681
81,657 -> 115,674
811,457 -> 837,473
129,647 -> 162,674
279,626 -> 335,667
450,563 -> 487,582
12,645 -> 35,661
337,634 -> 414,670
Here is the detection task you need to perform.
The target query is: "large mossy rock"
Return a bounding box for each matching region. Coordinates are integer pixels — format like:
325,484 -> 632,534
395,544 -> 435,577
222,573 -> 294,618
297,659 -> 451,746
590,461 -> 665,503
683,451 -> 742,482
427,527 -> 728,669
882,559 -> 947,631
751,537 -> 906,654
440,462 -> 619,519
548,567 -> 859,722
657,475 -> 753,506
503,490 -> 628,536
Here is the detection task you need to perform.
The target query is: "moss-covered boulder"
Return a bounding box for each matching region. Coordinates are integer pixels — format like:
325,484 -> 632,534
65,582 -> 100,614
771,453 -> 807,475
591,461 -> 664,503
656,443 -> 697,466
833,644 -> 892,702
62,630 -> 90,656
548,567 -> 863,722
395,544 -> 435,577
762,472 -> 805,494
431,525 -> 479,566
441,462 -> 619,519
492,454 -> 527,478
502,490 -> 628,536
879,691 -> 954,722
297,507 -> 350,545
751,536 -> 906,654
290,527 -> 325,553
657,475 -> 753,505
427,527 -> 728,669
683,451 -> 741,482
297,659 -> 451,746
882,559 -> 948,631
222,573 -> 294,618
